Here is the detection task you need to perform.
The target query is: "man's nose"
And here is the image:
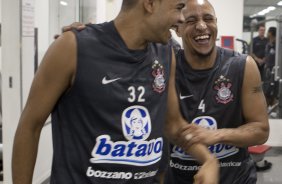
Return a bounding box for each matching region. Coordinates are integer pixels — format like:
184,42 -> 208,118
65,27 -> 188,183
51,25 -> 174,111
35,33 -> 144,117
196,20 -> 207,30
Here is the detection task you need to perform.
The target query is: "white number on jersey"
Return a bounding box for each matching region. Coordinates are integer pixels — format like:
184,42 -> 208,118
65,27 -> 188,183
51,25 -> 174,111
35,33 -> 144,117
198,99 -> 206,113
128,86 -> 146,102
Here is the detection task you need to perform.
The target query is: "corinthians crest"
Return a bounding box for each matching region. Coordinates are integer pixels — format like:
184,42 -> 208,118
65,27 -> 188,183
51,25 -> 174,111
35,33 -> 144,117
214,75 -> 233,104
152,60 -> 166,93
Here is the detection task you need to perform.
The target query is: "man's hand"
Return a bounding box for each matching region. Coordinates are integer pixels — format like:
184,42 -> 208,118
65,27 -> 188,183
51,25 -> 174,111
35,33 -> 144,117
176,124 -> 221,148
255,58 -> 264,65
194,156 -> 219,184
62,22 -> 86,32
54,22 -> 87,39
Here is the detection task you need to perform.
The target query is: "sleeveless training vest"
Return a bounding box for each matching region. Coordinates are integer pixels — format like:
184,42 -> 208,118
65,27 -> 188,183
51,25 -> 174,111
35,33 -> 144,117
165,47 -> 257,184
51,21 -> 171,184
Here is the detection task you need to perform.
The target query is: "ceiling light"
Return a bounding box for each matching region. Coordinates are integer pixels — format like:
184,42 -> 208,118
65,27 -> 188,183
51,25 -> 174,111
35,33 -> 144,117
258,11 -> 266,16
255,6 -> 276,17
267,6 -> 276,11
278,1 -> 282,6
60,1 -> 68,6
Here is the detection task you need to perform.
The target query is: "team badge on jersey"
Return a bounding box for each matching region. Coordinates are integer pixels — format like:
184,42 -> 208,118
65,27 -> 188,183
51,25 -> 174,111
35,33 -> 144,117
152,60 -> 166,93
170,116 -> 239,160
90,105 -> 163,166
122,106 -> 151,141
193,116 -> 217,130
214,75 -> 234,104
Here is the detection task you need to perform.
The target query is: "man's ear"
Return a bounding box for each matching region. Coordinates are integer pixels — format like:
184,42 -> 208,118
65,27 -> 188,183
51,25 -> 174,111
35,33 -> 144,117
143,0 -> 158,13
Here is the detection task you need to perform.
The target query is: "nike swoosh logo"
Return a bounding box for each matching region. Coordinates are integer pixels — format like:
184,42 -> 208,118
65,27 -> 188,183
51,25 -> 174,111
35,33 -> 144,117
102,77 -> 121,85
179,93 -> 193,100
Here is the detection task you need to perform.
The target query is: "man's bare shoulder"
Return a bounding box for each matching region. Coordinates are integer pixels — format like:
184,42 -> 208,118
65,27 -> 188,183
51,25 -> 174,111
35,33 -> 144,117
52,31 -> 77,50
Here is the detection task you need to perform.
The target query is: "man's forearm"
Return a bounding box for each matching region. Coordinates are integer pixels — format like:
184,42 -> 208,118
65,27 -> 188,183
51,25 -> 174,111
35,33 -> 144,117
12,127 -> 40,184
165,120 -> 216,164
217,122 -> 269,147
186,143 -> 217,164
186,143 -> 219,184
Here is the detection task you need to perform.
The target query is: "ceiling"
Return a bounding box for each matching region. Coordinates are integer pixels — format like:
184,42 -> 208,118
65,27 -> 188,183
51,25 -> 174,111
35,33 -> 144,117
244,0 -> 282,17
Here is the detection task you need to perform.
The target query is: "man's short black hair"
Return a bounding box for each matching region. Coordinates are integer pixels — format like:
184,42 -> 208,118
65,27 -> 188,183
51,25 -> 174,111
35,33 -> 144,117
258,24 -> 265,29
268,27 -> 276,37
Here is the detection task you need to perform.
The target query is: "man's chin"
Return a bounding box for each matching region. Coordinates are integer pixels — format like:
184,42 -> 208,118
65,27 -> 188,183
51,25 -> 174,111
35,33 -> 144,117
195,47 -> 215,57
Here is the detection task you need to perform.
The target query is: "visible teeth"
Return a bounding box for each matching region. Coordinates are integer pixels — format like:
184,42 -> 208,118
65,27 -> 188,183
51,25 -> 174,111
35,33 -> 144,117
195,35 -> 209,40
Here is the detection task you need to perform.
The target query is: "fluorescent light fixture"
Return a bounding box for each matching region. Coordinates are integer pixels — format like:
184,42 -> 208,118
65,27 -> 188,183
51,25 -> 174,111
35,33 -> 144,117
60,1 -> 68,6
267,6 -> 276,11
278,1 -> 282,6
258,11 -> 266,16
254,5 -> 276,17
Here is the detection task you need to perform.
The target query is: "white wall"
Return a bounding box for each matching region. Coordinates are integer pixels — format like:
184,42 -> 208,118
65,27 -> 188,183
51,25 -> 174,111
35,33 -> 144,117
35,0 -> 49,63
242,32 -> 256,44
105,0 -> 122,21
2,0 -> 22,183
209,0 -> 244,52
96,0 -> 122,23
210,0 -> 244,39
2,0 -> 53,183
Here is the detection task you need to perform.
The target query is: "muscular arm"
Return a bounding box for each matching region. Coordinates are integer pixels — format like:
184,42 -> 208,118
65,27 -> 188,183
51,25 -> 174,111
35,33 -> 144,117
12,32 -> 77,184
164,50 -> 218,184
216,56 -> 269,147
164,49 -> 216,164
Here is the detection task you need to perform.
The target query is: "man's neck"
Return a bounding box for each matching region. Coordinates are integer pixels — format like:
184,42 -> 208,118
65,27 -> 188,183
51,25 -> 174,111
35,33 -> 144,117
259,35 -> 265,39
184,48 -> 217,70
114,13 -> 148,50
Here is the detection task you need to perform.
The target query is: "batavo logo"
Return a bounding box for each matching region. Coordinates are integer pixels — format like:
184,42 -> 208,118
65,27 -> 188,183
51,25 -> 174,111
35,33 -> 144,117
90,106 -> 163,166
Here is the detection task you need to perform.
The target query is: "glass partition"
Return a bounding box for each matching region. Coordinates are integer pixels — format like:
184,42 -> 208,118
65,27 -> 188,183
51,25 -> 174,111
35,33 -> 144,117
79,0 -> 97,23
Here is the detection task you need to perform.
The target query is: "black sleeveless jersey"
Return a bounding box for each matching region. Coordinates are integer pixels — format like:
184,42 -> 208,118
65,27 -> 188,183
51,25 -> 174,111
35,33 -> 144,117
165,47 -> 257,184
50,21 -> 172,184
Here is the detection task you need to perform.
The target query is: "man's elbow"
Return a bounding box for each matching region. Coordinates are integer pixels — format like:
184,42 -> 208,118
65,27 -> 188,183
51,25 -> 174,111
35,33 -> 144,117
257,124 -> 270,145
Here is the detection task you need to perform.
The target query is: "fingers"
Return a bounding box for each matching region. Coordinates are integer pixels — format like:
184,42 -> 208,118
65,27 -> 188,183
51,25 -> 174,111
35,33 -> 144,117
174,124 -> 194,147
180,124 -> 199,144
171,125 -> 200,151
178,124 -> 198,136
185,133 -> 193,141
53,34 -> 60,40
193,174 -> 202,184
61,22 -> 87,33
61,25 -> 72,33
76,25 -> 87,31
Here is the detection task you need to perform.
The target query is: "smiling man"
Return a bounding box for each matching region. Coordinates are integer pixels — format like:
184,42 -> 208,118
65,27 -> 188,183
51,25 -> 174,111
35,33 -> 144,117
166,0 -> 269,183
